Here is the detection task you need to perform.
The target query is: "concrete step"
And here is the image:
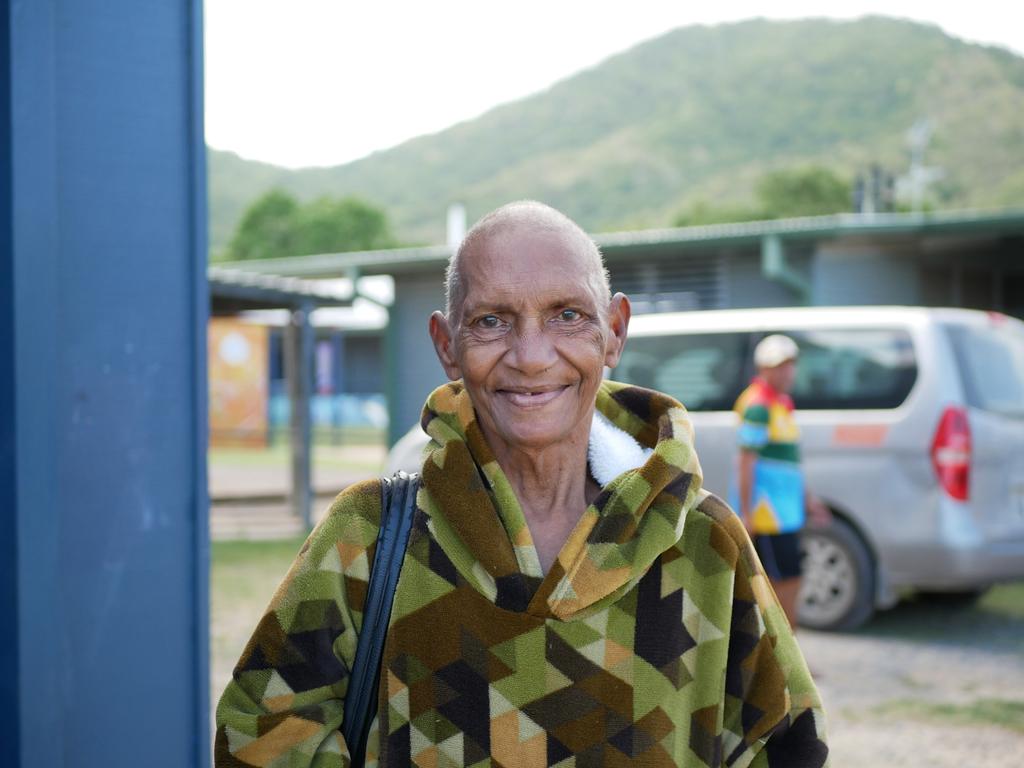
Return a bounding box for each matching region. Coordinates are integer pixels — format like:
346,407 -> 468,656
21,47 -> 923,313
209,495 -> 336,541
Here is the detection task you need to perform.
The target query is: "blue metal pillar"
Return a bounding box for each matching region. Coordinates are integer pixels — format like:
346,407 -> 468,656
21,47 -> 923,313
0,1 -> 18,763
3,1 -> 209,766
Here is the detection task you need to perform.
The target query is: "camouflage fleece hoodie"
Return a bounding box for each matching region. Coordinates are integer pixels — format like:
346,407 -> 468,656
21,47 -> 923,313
216,380 -> 829,767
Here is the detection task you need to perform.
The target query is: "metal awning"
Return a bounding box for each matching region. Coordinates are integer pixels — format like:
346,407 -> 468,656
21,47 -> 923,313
208,266 -> 355,314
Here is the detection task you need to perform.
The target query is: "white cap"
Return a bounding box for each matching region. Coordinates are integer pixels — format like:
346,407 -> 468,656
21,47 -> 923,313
754,334 -> 799,368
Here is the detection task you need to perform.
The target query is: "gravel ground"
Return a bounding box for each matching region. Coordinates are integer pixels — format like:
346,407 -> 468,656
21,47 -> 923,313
798,595 -> 1024,767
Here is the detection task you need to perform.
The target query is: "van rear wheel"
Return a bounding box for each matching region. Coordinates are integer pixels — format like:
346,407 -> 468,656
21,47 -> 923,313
798,517 -> 874,631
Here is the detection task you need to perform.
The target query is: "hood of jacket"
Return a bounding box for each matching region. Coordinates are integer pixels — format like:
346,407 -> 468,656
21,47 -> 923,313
418,379 -> 705,621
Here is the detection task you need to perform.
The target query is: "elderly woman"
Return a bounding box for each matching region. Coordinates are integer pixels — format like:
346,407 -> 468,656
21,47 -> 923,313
216,202 -> 828,767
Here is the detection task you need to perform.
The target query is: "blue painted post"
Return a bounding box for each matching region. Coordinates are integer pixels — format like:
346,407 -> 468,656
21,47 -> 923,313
0,2 -> 17,763
3,2 -> 209,766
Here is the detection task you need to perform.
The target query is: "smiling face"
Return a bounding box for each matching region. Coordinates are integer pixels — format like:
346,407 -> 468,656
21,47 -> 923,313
430,221 -> 629,458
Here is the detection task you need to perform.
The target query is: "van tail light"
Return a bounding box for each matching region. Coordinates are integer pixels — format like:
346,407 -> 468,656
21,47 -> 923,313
931,406 -> 971,501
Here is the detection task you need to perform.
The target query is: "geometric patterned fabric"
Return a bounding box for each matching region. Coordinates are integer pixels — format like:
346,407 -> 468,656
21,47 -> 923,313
216,380 -> 829,767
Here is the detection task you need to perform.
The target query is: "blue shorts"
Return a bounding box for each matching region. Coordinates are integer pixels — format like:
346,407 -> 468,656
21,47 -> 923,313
754,531 -> 803,581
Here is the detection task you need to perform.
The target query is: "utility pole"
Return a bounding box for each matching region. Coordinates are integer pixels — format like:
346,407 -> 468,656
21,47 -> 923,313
903,118 -> 944,212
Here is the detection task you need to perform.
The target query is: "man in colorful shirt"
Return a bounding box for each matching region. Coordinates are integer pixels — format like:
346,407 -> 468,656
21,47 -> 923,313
734,334 -> 830,627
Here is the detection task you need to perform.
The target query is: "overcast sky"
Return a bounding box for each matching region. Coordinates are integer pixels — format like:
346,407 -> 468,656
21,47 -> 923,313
204,1 -> 1024,169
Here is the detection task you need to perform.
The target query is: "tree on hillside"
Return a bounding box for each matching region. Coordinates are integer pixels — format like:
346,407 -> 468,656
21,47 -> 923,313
673,199 -> 762,227
673,166 -> 851,227
226,189 -> 300,261
224,190 -> 396,261
291,196 -> 396,256
756,166 -> 851,218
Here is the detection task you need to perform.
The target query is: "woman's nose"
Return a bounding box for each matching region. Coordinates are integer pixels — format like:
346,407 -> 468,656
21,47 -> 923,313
506,325 -> 558,374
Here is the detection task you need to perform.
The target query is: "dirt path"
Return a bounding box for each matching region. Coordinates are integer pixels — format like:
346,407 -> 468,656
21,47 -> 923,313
799,596 -> 1024,767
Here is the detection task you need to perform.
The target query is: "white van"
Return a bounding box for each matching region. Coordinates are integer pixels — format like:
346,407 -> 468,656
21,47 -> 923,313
388,306 -> 1024,630
620,306 -> 1024,630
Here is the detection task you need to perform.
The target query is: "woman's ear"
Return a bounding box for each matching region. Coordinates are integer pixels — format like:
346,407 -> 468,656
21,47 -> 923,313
603,292 -> 631,368
429,311 -> 462,380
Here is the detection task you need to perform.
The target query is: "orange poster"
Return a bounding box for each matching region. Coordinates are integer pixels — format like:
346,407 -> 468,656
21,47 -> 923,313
208,319 -> 269,446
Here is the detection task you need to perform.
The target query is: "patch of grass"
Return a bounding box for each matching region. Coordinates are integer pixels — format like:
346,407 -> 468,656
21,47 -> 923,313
211,536 -> 306,614
211,443 -> 381,466
894,673 -> 928,690
212,537 -> 308,567
210,537 -> 308,702
980,581 -> 1024,620
858,581 -> 1024,653
209,445 -> 290,467
872,698 -> 1024,733
311,426 -> 387,445
209,440 -> 386,478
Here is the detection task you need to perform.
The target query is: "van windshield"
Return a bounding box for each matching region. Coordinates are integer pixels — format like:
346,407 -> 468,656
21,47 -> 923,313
945,320 -> 1024,417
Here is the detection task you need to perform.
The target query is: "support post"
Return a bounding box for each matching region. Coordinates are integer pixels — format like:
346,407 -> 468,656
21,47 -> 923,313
762,234 -> 811,304
3,1 -> 209,765
951,263 -> 963,307
0,2 -> 17,760
384,303 -> 400,447
286,301 -> 315,529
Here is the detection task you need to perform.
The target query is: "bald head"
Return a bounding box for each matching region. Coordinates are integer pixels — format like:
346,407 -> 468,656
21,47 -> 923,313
444,201 -> 611,326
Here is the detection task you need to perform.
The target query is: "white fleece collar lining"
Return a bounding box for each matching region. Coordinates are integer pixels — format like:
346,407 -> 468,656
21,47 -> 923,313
587,411 -> 654,487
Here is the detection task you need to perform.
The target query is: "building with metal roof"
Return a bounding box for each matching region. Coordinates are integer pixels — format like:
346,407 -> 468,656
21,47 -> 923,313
207,266 -> 375,527
220,208 -> 1024,445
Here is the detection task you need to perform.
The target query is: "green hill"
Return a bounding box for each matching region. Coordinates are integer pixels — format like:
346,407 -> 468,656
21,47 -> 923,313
208,16 -> 1024,254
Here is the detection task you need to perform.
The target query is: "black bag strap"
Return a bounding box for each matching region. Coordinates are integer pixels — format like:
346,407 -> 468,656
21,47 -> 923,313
342,470 -> 419,766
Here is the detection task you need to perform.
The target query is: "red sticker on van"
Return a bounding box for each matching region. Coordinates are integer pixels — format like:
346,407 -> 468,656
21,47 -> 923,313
833,424 -> 888,446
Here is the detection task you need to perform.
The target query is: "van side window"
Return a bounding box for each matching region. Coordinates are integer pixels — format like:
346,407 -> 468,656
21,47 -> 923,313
616,332 -> 750,411
944,322 -> 1024,417
779,328 -> 918,409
